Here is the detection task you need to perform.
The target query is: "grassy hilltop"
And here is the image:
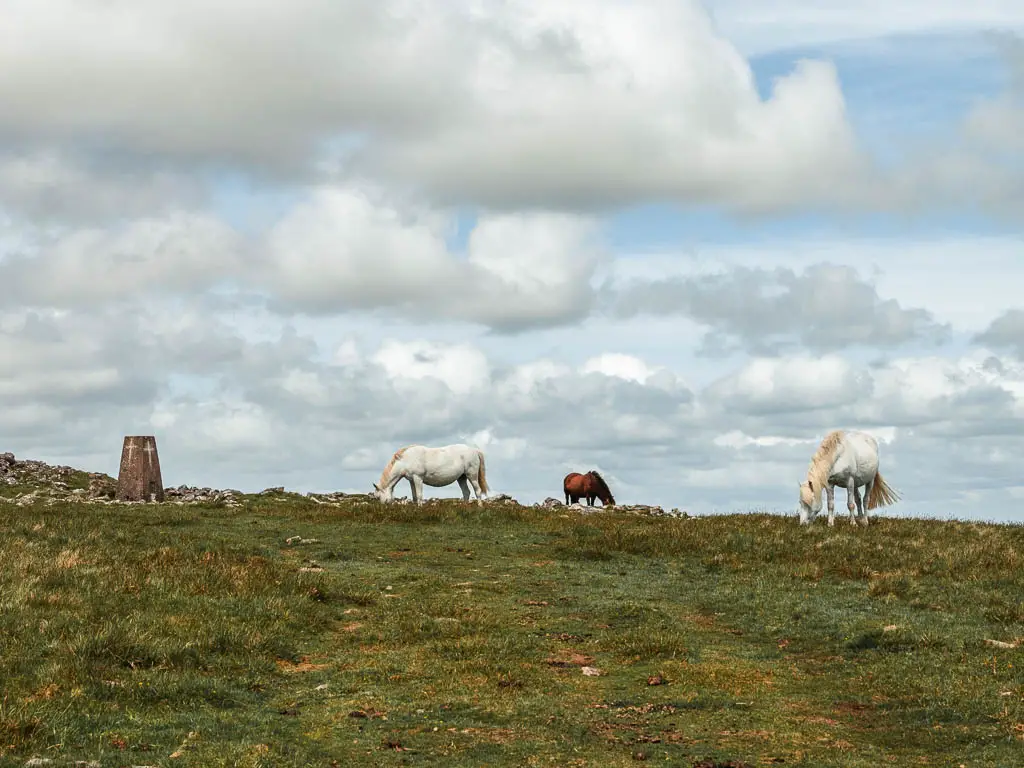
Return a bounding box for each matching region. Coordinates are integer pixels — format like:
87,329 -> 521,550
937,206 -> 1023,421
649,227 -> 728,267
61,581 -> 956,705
1,479 -> 1022,767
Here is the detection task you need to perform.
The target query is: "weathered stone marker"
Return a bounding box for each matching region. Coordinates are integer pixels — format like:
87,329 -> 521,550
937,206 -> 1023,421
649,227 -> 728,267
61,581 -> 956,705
116,435 -> 165,502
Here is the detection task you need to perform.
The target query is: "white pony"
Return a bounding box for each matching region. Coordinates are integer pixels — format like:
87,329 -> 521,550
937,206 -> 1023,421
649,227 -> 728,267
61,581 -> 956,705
798,429 -> 900,526
371,444 -> 489,504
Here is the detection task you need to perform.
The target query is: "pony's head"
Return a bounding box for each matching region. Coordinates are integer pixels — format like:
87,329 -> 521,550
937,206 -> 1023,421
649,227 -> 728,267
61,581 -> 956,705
588,471 -> 615,505
370,481 -> 393,502
798,479 -> 821,524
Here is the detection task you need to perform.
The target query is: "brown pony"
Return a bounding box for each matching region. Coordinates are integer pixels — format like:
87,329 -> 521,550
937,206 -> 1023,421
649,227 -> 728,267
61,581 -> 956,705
563,471 -> 615,506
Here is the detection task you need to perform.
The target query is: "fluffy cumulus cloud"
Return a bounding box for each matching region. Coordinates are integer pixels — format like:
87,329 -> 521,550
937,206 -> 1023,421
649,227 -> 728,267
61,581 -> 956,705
261,188 -> 602,330
3,0 -> 1018,216
0,213 -> 243,308
2,2 -> 1024,523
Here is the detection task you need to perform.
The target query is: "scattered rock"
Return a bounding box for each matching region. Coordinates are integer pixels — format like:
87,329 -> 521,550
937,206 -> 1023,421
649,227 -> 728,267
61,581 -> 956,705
542,497 -> 690,517
164,485 -> 241,507
285,536 -> 321,546
984,638 -> 1020,649
485,493 -> 519,505
169,730 -> 199,759
581,666 -> 604,676
615,504 -> 669,516
306,490 -> 367,504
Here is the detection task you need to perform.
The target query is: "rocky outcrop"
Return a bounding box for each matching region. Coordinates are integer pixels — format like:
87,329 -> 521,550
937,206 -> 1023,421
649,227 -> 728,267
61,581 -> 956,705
0,452 -> 240,507
1,451 -> 116,506
164,485 -> 242,507
540,496 -> 688,518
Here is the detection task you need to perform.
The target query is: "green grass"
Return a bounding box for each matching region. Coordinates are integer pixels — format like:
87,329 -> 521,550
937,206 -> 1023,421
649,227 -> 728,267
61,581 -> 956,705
1,497 -> 1022,766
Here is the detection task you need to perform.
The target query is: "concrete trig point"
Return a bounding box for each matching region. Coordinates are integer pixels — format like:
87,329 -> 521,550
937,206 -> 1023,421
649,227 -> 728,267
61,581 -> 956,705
116,435 -> 165,502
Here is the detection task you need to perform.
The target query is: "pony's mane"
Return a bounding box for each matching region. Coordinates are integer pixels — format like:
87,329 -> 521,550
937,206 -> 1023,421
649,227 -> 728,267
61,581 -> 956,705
806,430 -> 845,489
378,445 -> 413,486
588,470 -> 613,500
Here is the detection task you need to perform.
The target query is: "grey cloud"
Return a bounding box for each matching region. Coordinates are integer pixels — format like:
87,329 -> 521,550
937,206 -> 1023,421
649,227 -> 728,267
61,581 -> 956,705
609,263 -> 949,354
0,2 -> 475,172
975,309 -> 1024,356
0,213 -> 245,310
0,4 -> 1018,228
0,1 -> 873,217
0,149 -> 206,224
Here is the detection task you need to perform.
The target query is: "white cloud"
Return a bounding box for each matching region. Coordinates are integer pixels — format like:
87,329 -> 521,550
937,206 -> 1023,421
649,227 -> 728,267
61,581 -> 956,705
359,1 -> 862,212
0,1 -> 1018,225
0,213 -> 242,308
706,355 -> 870,415
372,339 -> 491,395
260,186 -> 602,331
0,0 -> 868,213
582,353 -> 660,384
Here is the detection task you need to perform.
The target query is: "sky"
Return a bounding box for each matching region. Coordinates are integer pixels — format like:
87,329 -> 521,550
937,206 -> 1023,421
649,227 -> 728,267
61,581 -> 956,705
1,0 -> 1024,522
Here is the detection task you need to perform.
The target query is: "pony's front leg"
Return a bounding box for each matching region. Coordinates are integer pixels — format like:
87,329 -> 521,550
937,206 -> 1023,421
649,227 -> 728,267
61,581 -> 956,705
826,485 -> 836,526
413,475 -> 427,504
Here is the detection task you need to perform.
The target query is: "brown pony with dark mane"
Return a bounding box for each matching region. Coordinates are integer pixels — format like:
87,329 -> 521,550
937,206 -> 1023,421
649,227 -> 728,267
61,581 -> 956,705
563,471 -> 615,506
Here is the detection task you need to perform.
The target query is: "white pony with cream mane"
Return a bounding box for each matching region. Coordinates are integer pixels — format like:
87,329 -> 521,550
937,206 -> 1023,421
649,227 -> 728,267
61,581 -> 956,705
371,444 -> 489,504
798,430 -> 900,526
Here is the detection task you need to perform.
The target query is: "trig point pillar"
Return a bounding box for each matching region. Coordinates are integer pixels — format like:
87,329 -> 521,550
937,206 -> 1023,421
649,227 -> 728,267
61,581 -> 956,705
116,435 -> 165,502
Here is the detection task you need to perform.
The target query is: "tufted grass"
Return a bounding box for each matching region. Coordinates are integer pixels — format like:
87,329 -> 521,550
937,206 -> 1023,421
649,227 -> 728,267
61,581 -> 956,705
0,497 -> 1022,766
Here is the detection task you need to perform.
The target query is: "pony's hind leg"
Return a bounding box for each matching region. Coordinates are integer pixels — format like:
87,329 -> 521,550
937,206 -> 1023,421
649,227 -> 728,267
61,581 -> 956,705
411,475 -> 425,504
845,479 -> 857,525
457,475 -> 471,502
467,473 -> 484,505
858,480 -> 870,526
826,484 -> 836,526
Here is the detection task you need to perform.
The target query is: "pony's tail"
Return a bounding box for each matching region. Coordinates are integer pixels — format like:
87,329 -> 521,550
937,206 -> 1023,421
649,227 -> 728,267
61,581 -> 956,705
867,471 -> 900,510
477,451 -> 489,494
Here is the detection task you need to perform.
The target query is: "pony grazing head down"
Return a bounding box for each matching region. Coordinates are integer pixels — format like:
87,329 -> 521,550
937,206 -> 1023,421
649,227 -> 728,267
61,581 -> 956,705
798,430 -> 844,524
371,446 -> 411,502
798,479 -> 823,524
588,471 -> 615,506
